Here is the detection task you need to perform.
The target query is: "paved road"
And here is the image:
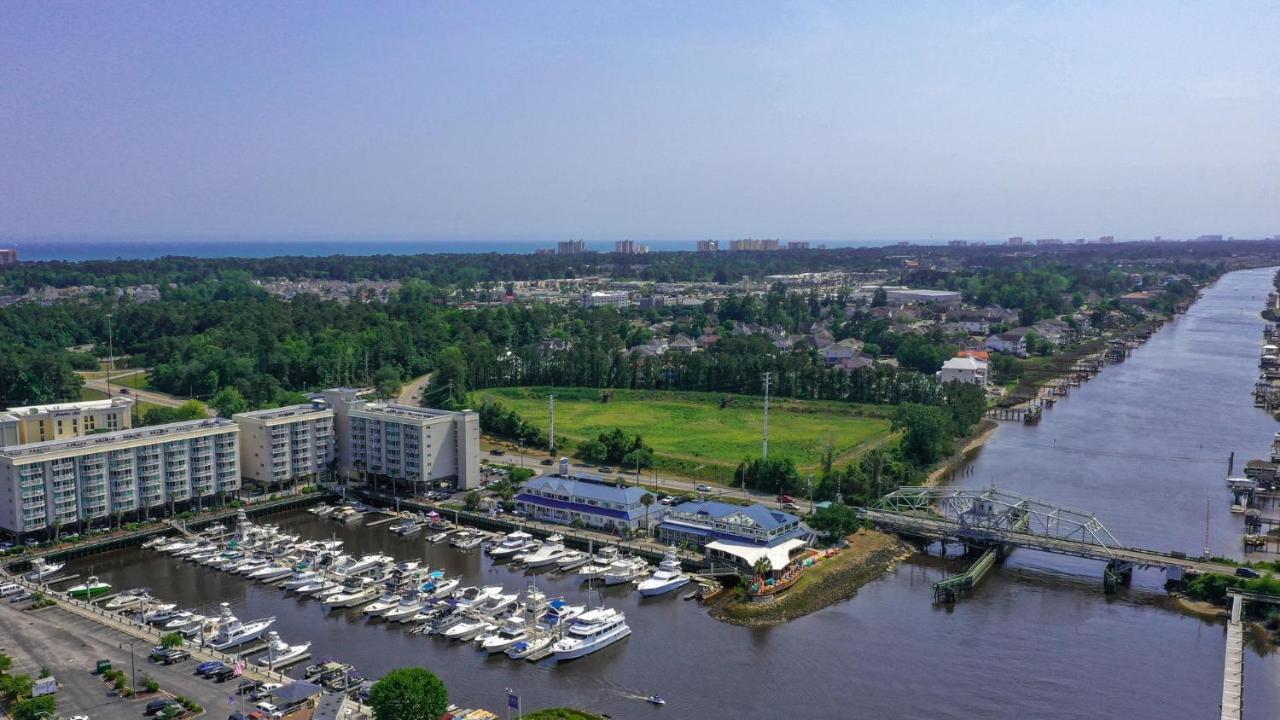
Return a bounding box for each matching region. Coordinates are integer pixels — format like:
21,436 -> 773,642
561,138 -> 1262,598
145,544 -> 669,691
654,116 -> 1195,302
396,372 -> 433,405
0,601 -> 245,720
79,371 -> 211,414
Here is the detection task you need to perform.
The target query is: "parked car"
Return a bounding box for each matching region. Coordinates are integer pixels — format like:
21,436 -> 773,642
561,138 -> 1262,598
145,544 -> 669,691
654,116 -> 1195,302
1235,567 -> 1261,578
236,679 -> 264,696
782,502 -> 801,512
489,449 -> 506,456
8,591 -> 33,603
540,459 -> 554,466
194,661 -> 226,676
146,699 -> 178,715
159,649 -> 190,664
695,484 -> 713,493
210,667 -> 238,682
255,702 -> 284,719
599,466 -> 614,473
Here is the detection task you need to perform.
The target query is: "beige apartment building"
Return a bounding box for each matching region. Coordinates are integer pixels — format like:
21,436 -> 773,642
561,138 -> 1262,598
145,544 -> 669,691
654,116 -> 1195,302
0,398 -> 134,447
233,401 -> 335,486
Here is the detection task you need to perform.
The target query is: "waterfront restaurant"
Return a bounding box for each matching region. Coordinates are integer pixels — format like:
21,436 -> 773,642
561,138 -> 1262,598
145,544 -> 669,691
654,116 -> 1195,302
514,474 -> 661,533
657,500 -> 807,551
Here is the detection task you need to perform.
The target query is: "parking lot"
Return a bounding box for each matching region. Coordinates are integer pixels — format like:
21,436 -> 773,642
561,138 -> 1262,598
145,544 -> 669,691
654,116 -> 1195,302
0,599 -> 249,720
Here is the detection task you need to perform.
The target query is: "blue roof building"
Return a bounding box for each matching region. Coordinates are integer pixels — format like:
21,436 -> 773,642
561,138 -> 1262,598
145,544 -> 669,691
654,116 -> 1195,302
657,500 -> 806,550
515,474 -> 664,532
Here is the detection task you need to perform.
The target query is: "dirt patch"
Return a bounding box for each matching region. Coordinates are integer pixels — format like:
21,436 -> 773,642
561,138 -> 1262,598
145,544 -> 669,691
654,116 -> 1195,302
709,528 -> 914,627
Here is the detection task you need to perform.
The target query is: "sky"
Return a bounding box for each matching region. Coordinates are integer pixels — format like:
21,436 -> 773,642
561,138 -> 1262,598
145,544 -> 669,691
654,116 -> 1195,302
1,1 -> 1278,242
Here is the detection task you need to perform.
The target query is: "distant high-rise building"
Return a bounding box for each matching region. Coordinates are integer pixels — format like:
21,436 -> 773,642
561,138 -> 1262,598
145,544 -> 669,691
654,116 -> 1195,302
534,248 -> 555,256
557,240 -> 587,255
614,240 -> 648,255
1007,237 -> 1024,246
728,239 -> 780,251
0,248 -> 16,265
786,241 -> 810,250
696,240 -> 720,252
1075,238 -> 1086,244
1196,235 -> 1224,242
1036,238 -> 1063,246
947,240 -> 968,247
1098,236 -> 1115,244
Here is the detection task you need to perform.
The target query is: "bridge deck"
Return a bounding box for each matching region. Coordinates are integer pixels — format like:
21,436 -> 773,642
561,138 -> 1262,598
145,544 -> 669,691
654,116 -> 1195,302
861,510 -> 1238,575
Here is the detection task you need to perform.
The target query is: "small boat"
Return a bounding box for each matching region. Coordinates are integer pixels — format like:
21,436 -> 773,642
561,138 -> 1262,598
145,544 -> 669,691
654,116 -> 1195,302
389,520 -> 422,536
104,588 -> 150,610
383,595 -> 424,623
248,564 -> 293,582
296,580 -> 339,597
555,551 -> 591,571
1230,504 -> 1247,514
603,557 -> 649,586
67,576 -> 112,598
647,696 -> 666,706
522,535 -> 568,568
476,617 -> 529,653
142,603 -> 180,623
487,531 -> 538,559
309,504 -> 334,516
25,558 -> 66,581
506,634 -> 552,660
453,533 -> 483,550
162,610 -> 205,630
422,576 -> 460,601
140,536 -> 171,549
636,547 -> 690,597
207,603 -> 275,650
361,588 -> 404,616
281,571 -> 322,591
444,618 -> 494,641
427,531 -> 452,544
255,631 -> 311,670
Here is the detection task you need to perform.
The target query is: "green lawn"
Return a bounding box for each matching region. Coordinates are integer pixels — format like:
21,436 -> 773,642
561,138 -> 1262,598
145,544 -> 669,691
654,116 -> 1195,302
113,371 -> 151,390
470,387 -> 895,480
79,387 -> 108,401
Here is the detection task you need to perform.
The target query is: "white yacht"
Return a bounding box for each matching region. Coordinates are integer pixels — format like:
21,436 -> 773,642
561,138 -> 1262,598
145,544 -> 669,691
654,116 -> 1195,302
383,594 -> 424,622
25,558 -> 65,581
248,564 -> 293,582
281,571 -> 322,591
551,608 -> 631,660
254,631 -> 311,670
521,536 -> 568,568
161,610 -> 204,630
142,603 -> 180,623
444,617 -> 495,641
602,556 -> 649,586
298,579 -> 340,597
506,634 -> 552,660
555,551 -> 591,571
207,603 -> 275,650
451,585 -> 503,610
476,617 -> 529,653
427,531 -> 452,544
361,588 -> 403,616
473,591 -> 519,616
487,531 -> 538,559
539,598 -> 585,629
421,576 -> 459,601
104,588 -> 150,610
323,579 -> 380,608
636,547 -> 690,597
334,554 -> 392,578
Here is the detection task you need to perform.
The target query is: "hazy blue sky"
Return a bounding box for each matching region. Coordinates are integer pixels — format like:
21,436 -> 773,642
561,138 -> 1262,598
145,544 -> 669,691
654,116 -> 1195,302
2,1 -> 1277,241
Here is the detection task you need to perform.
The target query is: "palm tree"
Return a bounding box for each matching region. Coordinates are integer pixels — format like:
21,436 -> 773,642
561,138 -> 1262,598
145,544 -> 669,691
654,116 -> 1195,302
752,556 -> 773,581
639,493 -> 655,535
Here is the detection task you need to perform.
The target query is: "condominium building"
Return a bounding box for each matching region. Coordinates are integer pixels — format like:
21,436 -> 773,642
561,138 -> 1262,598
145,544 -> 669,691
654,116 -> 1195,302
0,398 -> 134,446
321,389 -> 480,490
580,291 -> 630,308
557,240 -> 586,255
0,418 -> 240,536
233,401 -> 334,486
696,239 -> 719,252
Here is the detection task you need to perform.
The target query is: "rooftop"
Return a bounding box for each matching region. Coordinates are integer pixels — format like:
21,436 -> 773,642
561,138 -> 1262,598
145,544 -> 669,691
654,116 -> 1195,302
666,500 -> 800,532
233,403 -> 332,422
940,356 -> 986,371
2,397 -> 133,416
355,402 -> 462,421
520,474 -> 650,505
0,418 -> 237,459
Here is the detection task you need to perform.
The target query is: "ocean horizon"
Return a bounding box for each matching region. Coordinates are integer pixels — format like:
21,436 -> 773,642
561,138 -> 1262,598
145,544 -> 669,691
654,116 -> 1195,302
0,236 -> 949,263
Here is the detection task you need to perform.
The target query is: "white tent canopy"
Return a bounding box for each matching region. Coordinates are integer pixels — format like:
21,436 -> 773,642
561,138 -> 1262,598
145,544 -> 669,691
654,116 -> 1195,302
705,538 -> 807,570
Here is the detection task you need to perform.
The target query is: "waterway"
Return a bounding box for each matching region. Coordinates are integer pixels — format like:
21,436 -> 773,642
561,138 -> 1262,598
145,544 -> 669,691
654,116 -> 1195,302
58,268 -> 1280,718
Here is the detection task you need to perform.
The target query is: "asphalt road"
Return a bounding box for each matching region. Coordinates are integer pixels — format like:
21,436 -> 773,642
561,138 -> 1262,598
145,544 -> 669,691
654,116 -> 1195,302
0,601 -> 240,720
78,371 -> 211,415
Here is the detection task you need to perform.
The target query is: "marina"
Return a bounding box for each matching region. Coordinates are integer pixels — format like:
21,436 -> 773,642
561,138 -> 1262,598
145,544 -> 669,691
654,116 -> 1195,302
14,268 -> 1280,717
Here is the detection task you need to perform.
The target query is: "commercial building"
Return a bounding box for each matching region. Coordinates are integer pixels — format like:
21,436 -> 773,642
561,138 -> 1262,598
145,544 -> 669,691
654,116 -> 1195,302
0,419 -> 240,536
936,356 -> 989,386
0,398 -> 134,447
581,291 -> 630,308
557,240 -> 586,255
321,389 -> 480,490
514,472 -> 661,532
0,248 -> 16,265
1006,237 -> 1024,246
232,401 -> 335,487
786,241 -> 810,250
656,500 -> 806,551
696,240 -> 720,252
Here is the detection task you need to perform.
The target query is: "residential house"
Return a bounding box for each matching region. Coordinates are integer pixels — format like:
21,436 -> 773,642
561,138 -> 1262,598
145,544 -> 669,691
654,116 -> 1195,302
936,356 -> 989,386
986,328 -> 1032,357
668,334 -> 698,353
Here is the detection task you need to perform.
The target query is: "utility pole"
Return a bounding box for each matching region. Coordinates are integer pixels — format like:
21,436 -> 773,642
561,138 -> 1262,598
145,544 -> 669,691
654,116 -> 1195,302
761,371 -> 771,459
548,395 -> 556,455
1203,497 -> 1211,559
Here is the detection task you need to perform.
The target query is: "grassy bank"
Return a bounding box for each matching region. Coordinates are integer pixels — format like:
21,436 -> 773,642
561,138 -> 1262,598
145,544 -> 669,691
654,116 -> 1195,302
470,386 -> 895,481
524,710 -> 605,720
711,528 -> 912,626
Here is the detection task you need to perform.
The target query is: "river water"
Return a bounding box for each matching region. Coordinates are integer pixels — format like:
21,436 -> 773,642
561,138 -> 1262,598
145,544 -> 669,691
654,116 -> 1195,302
61,268 -> 1280,719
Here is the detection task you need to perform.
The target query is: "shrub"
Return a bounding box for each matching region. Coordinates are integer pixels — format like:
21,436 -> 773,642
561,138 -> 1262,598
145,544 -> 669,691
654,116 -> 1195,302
141,677 -> 160,693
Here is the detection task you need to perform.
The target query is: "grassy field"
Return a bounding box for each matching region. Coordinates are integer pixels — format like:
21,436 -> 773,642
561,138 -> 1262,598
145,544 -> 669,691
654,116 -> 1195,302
470,387 -> 895,480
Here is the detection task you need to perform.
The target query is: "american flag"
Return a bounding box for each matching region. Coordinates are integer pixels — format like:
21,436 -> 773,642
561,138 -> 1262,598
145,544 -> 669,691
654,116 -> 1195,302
233,659 -> 245,677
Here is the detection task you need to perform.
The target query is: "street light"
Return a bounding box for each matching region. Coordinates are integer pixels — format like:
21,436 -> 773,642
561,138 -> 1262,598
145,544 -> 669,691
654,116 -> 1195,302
120,637 -> 145,691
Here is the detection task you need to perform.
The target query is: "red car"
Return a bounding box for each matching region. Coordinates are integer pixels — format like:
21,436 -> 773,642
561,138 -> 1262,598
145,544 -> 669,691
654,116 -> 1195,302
777,495 -> 796,505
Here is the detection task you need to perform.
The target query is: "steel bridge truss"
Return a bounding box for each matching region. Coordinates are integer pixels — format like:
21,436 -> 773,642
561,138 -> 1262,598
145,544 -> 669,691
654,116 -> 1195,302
876,486 -> 1123,558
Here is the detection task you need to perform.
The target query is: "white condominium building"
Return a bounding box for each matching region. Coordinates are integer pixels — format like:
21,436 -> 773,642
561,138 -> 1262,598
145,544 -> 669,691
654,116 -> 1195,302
233,401 -> 334,486
0,418 -> 239,535
0,397 -> 134,447
321,388 -> 480,490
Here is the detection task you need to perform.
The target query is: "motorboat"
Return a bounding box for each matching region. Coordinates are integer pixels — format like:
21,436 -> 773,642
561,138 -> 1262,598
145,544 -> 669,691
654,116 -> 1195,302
636,547 -> 690,597
361,588 -> 404,616
254,631 -> 311,670
453,534 -> 483,550
67,576 -> 112,598
309,504 -> 334,516
551,608 -> 630,660
427,531 -> 452,544
505,634 -> 552,660
104,588 -> 150,610
555,551 -> 591,571
161,610 -> 203,630
389,519 -> 422,536
539,598 -> 585,629
476,617 -> 529,653
383,595 -> 424,622
160,540 -> 196,554
425,609 -> 466,635
142,603 -> 180,623
232,557 -> 271,575
177,542 -> 215,558
603,557 -> 649,586
207,603 -> 275,650
25,558 -> 65,581
521,536 -> 568,568
473,591 -> 519,616
422,576 -> 459,601
281,571 -> 322,591
298,580 -> 340,597
333,554 -> 392,578
451,585 -> 503,610
323,579 -> 380,608
443,617 -> 495,641
140,536 -> 171,549
487,531 -> 538,559
248,564 -> 293,582
647,696 -> 666,706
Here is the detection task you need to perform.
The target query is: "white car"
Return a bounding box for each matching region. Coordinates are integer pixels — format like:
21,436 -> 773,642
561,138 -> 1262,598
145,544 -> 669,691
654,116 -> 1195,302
695,484 -> 712,493
255,702 -> 284,719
